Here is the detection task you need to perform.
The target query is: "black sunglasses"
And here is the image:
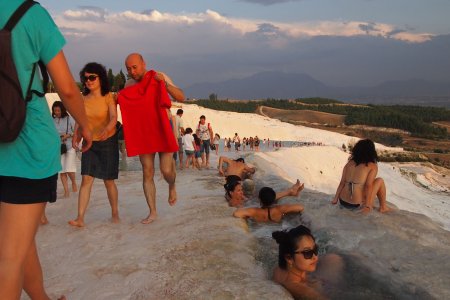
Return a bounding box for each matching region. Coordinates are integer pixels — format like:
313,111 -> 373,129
295,245 -> 319,259
82,74 -> 98,82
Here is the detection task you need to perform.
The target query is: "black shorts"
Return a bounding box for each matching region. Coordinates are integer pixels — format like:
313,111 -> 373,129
0,174 -> 58,204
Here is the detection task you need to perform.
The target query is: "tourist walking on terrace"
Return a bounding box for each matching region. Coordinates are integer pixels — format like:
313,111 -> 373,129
118,53 -> 184,224
213,133 -> 221,155
173,109 -> 185,169
196,115 -> 214,168
52,101 -> 77,198
0,1 -> 92,298
69,62 -> 119,228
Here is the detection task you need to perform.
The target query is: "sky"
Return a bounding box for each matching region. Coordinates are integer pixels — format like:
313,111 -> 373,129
37,0 -> 450,90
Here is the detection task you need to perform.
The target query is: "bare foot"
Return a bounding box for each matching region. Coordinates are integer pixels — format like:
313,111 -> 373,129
141,214 -> 157,224
289,179 -> 304,196
361,206 -> 372,214
72,183 -> 78,192
68,219 -> 85,227
111,213 -> 120,223
58,296 -> 66,300
63,191 -> 70,198
168,184 -> 177,206
331,198 -> 338,205
379,206 -> 392,213
40,215 -> 49,225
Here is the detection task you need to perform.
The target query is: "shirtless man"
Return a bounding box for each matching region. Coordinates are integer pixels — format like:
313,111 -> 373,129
218,156 -> 256,181
124,53 -> 184,224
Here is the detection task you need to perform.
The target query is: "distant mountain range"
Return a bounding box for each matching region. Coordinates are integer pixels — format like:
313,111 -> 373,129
184,71 -> 450,107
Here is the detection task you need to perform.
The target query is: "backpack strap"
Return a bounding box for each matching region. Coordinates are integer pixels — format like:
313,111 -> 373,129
3,1 -> 37,32
5,1 -> 48,100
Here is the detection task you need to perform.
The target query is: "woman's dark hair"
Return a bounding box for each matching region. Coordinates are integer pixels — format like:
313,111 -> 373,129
224,180 -> 241,198
272,225 -> 315,269
350,139 -> 378,166
185,127 -> 193,134
79,62 -> 110,96
259,187 -> 276,207
51,101 -> 68,118
193,134 -> 201,146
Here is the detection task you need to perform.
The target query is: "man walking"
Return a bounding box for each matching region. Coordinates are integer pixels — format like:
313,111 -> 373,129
173,109 -> 185,169
119,53 -> 184,224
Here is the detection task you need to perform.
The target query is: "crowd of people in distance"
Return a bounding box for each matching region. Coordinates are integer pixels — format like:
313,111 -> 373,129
0,2 -> 392,299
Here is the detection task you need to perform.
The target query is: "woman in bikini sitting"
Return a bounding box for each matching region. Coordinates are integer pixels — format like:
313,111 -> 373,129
232,180 -> 304,222
332,139 -> 390,213
272,225 -> 344,300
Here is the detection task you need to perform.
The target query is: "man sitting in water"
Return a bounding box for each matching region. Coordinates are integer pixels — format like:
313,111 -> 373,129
218,156 -> 256,182
233,180 -> 305,222
224,178 -> 303,208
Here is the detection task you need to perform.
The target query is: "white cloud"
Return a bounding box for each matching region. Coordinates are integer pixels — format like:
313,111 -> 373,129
48,8 -> 444,88
56,8 -> 432,44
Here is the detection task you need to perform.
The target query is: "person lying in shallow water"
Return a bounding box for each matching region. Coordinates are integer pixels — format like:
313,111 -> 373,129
224,178 -> 303,207
272,225 -> 344,300
233,180 -> 305,222
331,138 -> 390,213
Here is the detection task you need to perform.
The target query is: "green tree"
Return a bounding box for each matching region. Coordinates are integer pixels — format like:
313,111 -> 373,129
209,93 -> 218,101
107,68 -> 114,91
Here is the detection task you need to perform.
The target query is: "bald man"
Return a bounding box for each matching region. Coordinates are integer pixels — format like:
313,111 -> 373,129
124,53 -> 184,224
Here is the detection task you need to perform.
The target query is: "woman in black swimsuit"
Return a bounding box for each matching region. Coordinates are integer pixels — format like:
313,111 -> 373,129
332,139 -> 390,213
233,180 -> 304,222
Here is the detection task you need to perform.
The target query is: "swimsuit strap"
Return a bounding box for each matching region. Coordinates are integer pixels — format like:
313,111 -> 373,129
267,207 -> 273,222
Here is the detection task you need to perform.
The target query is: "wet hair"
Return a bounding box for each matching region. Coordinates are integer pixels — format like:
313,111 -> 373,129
224,180 -> 241,198
350,139 -> 378,166
272,225 -> 315,269
51,101 -> 68,118
259,187 -> 276,207
79,62 -> 110,96
235,158 -> 245,163
177,109 -> 183,115
185,127 -> 193,134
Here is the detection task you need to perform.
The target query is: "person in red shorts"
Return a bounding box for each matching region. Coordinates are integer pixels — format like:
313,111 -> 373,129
120,53 -> 184,224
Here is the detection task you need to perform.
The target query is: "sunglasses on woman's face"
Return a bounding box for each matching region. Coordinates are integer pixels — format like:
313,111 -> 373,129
295,245 -> 319,259
82,74 -> 98,82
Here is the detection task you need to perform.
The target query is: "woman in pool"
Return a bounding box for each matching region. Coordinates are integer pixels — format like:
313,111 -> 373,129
233,180 -> 304,222
331,139 -> 390,213
224,178 -> 303,208
272,225 -> 343,300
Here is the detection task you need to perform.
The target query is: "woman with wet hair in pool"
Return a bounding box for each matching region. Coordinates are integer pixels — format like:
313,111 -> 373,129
224,178 -> 303,209
332,138 -> 390,213
272,225 -> 343,300
233,180 -> 304,222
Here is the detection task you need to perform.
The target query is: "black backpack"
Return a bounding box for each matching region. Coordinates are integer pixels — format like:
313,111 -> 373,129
0,0 -> 49,143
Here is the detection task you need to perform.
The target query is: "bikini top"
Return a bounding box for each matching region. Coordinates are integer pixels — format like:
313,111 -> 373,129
345,164 -> 363,200
267,207 -> 273,222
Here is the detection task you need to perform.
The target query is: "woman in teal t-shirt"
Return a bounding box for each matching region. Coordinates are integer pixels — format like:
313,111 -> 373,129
0,1 -> 92,298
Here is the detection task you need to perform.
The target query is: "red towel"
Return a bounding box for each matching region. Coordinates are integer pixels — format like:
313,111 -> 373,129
117,70 -> 178,156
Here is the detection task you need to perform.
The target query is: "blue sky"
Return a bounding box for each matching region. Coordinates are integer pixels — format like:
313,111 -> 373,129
37,0 -> 450,89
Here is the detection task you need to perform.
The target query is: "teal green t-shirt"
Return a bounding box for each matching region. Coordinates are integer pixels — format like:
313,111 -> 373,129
0,0 -> 66,179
